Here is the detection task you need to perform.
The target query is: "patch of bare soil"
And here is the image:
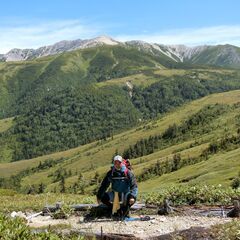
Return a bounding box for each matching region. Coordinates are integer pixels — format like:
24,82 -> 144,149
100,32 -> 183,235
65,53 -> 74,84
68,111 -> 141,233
28,215 -> 231,239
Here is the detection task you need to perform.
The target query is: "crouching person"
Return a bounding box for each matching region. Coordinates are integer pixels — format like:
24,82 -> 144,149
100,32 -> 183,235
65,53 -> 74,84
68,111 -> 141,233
96,155 -> 138,218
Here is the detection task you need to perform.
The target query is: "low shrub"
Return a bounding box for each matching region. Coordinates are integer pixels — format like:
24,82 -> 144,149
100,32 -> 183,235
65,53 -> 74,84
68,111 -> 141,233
144,185 -> 240,205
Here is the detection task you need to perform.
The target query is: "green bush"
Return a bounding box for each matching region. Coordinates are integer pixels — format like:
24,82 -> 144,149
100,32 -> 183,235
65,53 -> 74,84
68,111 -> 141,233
52,205 -> 74,219
144,185 -> 240,205
210,220 -> 240,240
0,214 -> 57,239
231,177 -> 240,189
0,213 -> 86,239
0,189 -> 17,196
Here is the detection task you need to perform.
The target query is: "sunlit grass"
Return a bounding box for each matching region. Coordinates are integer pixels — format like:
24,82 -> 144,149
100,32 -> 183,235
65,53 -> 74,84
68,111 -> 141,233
0,117 -> 13,133
1,90 -> 240,193
139,147 -> 240,192
0,192 -> 95,213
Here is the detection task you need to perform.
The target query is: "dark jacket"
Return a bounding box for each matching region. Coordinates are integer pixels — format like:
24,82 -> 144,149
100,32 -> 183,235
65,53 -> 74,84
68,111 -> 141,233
97,165 -> 138,200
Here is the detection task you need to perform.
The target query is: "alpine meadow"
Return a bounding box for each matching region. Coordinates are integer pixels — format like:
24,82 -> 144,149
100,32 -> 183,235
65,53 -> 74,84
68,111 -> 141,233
0,36 -> 240,239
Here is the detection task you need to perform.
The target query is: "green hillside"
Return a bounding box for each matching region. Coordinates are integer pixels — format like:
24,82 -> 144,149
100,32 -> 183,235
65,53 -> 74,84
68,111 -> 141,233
0,45 -> 176,119
0,118 -> 13,133
0,45 -> 198,162
1,66 -> 240,162
140,147 -> 240,192
1,90 -> 240,194
0,118 -> 14,163
0,44 -> 240,195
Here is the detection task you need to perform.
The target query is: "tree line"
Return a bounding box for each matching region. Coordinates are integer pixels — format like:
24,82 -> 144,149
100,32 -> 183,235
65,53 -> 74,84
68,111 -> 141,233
123,104 -> 229,159
137,128 -> 240,184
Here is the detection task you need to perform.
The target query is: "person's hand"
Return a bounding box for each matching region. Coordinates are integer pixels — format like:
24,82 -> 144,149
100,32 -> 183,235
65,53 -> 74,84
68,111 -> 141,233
129,198 -> 135,205
97,198 -> 101,204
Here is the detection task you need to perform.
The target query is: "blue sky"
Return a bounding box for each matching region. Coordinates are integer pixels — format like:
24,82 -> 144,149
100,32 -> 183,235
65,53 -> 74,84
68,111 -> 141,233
1,0 -> 240,53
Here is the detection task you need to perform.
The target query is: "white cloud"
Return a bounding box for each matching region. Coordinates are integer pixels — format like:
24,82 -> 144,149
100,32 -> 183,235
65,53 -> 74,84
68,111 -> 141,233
0,20 -> 103,53
1,23 -> 240,54
116,25 -> 240,47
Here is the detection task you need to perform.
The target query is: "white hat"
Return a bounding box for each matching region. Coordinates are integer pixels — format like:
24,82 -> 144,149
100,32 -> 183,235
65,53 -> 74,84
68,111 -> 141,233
113,155 -> 123,162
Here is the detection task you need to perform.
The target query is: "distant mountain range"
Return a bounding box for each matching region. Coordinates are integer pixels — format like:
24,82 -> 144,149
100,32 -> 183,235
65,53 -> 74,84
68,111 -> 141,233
0,36 -> 119,62
1,35 -> 240,68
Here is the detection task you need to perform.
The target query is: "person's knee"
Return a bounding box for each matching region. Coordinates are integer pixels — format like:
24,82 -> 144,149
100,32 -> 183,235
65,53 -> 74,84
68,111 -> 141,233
129,198 -> 135,206
101,193 -> 110,205
127,194 -> 136,206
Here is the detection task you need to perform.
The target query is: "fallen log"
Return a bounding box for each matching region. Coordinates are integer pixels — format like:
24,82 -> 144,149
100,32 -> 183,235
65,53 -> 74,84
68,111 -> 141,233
26,211 -> 43,220
95,233 -> 139,240
68,230 -> 140,240
72,203 -> 145,211
42,202 -> 146,215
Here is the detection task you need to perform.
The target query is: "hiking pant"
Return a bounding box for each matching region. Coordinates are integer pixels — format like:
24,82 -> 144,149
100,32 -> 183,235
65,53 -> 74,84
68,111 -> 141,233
100,191 -> 134,216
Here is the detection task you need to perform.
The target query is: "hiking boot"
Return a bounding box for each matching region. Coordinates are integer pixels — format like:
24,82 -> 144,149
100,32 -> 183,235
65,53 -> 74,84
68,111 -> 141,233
83,213 -> 95,222
112,213 -> 123,221
112,209 -> 125,221
120,206 -> 130,218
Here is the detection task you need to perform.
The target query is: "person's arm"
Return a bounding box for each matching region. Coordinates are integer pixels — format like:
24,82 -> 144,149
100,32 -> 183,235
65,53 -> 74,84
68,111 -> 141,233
128,171 -> 138,200
96,171 -> 111,201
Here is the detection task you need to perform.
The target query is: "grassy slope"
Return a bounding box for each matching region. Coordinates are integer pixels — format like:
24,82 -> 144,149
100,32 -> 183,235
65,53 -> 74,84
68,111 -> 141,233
0,57 -> 55,117
0,118 -> 14,163
96,68 -> 238,89
1,90 -> 240,192
0,118 -> 13,133
139,148 -> 240,192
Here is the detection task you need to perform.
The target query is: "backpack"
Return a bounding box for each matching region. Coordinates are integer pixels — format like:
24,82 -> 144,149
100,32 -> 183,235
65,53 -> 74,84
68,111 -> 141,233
122,159 -> 132,171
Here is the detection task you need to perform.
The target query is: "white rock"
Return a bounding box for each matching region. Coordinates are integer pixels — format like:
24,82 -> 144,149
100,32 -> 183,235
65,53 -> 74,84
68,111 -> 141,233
10,211 -> 17,218
10,211 -> 26,219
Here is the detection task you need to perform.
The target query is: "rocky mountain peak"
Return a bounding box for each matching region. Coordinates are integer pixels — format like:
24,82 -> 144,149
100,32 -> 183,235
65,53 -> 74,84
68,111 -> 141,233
166,45 -> 209,60
2,36 -> 120,62
4,48 -> 35,61
92,35 -> 119,45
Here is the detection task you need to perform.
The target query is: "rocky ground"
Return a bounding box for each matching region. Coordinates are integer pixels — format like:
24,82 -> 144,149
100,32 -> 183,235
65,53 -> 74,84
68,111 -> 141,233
28,214 -> 232,239
10,204 -> 238,239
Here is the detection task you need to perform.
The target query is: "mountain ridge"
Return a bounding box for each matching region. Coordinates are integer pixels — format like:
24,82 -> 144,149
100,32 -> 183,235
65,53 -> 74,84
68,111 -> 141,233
0,36 -> 119,61
1,36 -> 240,69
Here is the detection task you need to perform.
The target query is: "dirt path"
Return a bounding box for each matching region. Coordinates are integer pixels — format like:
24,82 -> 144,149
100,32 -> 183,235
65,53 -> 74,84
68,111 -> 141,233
28,214 -> 231,239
